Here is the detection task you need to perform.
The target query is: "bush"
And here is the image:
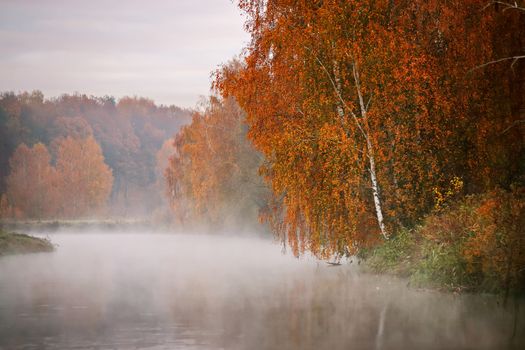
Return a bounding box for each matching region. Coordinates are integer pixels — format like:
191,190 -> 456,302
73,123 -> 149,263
365,187 -> 525,295
462,187 -> 525,293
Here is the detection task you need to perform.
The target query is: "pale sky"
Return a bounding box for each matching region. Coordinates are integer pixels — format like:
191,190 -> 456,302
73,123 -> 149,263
0,0 -> 249,108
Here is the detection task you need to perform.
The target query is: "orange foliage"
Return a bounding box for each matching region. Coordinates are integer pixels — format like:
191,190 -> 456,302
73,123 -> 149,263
420,188 -> 525,291
3,136 -> 113,219
0,92 -> 191,217
405,0 -> 525,192
55,136 -> 113,218
166,95 -> 268,228
215,0 -> 455,256
212,0 -> 524,257
463,188 -> 525,289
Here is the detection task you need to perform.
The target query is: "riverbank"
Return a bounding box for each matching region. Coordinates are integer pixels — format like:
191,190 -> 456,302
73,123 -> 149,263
0,218 -> 153,233
0,229 -> 54,256
361,189 -> 524,297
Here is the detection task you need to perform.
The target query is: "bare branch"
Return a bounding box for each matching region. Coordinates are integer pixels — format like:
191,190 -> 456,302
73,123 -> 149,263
482,1 -> 525,12
501,119 -> 525,134
469,55 -> 525,73
365,94 -> 373,112
311,53 -> 368,140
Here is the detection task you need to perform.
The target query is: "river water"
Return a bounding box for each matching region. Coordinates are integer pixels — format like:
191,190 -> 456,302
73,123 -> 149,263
0,231 -> 523,349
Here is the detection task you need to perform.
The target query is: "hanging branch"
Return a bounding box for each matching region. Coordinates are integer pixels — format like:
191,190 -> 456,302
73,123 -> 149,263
482,1 -> 525,12
469,55 -> 525,73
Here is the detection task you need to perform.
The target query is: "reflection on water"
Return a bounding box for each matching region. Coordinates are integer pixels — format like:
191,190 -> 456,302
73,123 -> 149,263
0,231 -> 523,349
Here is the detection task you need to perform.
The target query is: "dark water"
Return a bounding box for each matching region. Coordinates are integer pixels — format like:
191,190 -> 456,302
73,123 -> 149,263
0,232 -> 523,350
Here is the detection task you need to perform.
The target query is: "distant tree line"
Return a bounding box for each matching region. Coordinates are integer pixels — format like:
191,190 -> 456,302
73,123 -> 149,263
0,92 -> 191,219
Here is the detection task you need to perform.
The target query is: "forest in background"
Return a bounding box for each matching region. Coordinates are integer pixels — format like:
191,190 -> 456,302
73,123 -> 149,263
0,91 -> 191,219
165,0 -> 525,294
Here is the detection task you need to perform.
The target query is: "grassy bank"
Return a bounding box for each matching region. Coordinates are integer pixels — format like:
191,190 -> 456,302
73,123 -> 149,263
362,188 -> 525,297
0,218 -> 152,233
362,228 -> 472,292
0,229 -> 54,256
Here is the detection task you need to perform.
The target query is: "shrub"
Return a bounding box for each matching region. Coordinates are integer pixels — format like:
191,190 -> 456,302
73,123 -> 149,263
462,187 -> 525,293
411,240 -> 473,291
365,186 -> 525,294
420,187 -> 524,293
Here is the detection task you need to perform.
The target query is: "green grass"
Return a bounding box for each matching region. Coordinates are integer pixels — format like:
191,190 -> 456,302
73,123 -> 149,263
0,229 -> 54,256
363,230 -> 475,292
362,189 -> 525,295
409,240 -> 473,291
364,228 -> 416,277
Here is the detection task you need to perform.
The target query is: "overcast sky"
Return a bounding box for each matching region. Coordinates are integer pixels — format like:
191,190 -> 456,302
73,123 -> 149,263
0,0 -> 249,108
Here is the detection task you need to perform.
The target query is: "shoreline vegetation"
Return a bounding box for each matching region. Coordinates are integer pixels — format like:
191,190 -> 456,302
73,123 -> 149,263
0,218 -> 153,233
362,189 -> 524,299
0,2 -> 523,303
0,229 -> 54,256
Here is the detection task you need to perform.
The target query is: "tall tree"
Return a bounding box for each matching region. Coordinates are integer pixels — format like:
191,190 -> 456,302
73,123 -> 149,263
54,136 -> 113,218
216,0 -> 451,255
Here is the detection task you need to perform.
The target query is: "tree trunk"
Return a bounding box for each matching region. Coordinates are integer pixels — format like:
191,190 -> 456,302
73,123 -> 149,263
353,62 -> 389,239
366,140 -> 389,239
316,53 -> 389,239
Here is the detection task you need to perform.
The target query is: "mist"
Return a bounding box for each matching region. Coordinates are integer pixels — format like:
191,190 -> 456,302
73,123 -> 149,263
0,0 -> 524,349
0,230 -> 523,349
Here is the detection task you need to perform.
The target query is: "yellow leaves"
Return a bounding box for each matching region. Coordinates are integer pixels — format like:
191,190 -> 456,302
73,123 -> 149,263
433,176 -> 464,210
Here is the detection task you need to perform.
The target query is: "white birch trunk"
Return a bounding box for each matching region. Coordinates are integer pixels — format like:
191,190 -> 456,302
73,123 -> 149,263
315,54 -> 389,239
365,140 -> 388,239
352,63 -> 389,240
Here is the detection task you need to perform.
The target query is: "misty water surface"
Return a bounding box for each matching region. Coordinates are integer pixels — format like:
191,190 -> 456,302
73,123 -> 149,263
0,230 -> 523,350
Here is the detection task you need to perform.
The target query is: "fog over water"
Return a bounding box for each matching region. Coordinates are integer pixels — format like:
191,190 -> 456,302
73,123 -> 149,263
0,230 -> 523,349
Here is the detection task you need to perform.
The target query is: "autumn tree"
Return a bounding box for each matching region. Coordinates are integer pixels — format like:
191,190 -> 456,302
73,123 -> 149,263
156,138 -> 175,194
215,0 -> 454,256
54,136 -> 113,218
214,0 -> 524,257
166,95 -> 269,229
5,143 -> 57,218
51,116 -> 93,140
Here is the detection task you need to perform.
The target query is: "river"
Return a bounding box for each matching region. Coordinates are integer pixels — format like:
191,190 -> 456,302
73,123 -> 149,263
0,231 -> 523,349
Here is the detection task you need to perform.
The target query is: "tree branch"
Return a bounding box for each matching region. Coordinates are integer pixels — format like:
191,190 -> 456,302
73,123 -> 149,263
501,119 -> 525,134
469,55 -> 525,73
482,1 -> 525,12
309,51 -> 368,141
